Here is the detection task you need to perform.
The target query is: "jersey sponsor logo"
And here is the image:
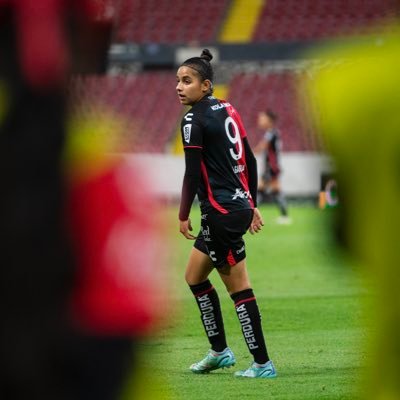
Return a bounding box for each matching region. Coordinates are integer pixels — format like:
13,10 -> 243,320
232,188 -> 251,200
184,113 -> 193,121
210,102 -> 231,111
198,294 -> 219,337
183,124 -> 192,143
201,225 -> 211,242
201,213 -> 208,220
233,164 -> 245,174
236,303 -> 259,349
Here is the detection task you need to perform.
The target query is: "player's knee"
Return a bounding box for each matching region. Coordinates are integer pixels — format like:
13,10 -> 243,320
185,269 -> 201,286
184,268 -> 191,284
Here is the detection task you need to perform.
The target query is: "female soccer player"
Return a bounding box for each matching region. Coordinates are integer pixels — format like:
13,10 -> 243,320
254,110 -> 291,224
176,49 -> 276,378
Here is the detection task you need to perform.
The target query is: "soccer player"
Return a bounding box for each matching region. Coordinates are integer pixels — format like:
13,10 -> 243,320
176,49 -> 276,379
254,110 -> 291,224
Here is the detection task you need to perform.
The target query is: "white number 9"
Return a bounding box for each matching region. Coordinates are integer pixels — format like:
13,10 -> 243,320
224,116 -> 242,160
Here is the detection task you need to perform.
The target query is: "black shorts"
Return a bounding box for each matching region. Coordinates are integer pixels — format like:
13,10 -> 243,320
263,165 -> 280,182
194,209 -> 253,268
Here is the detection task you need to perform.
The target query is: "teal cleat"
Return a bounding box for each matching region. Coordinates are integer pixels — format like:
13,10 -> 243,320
234,361 -> 277,378
190,348 -> 236,374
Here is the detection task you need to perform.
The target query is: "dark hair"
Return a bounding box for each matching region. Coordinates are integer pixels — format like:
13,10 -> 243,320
181,49 -> 214,87
265,109 -> 278,123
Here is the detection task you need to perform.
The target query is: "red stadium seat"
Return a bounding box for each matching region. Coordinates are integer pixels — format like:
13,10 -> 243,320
114,0 -> 229,44
253,0 -> 398,42
70,72 -> 182,153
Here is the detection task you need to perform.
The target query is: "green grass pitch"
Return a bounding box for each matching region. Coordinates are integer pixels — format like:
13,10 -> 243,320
124,205 -> 370,400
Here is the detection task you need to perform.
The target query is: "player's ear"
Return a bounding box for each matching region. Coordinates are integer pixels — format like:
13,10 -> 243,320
201,79 -> 212,93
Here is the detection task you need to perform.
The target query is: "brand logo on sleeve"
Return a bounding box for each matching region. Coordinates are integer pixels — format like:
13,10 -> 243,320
183,124 -> 192,143
184,113 -> 193,121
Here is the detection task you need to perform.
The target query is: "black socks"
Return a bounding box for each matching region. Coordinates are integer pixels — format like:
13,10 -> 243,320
189,280 -> 227,352
231,288 -> 270,364
190,282 -> 270,364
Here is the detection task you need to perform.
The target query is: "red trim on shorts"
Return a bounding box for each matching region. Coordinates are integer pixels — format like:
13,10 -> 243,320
200,161 -> 228,214
184,145 -> 203,149
227,249 -> 236,266
193,286 -> 214,298
235,297 -> 256,307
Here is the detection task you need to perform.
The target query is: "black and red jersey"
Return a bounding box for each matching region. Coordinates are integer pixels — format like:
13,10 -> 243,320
180,95 -> 256,218
264,128 -> 281,175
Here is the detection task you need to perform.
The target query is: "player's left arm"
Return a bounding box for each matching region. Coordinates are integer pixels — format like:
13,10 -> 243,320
233,108 -> 264,233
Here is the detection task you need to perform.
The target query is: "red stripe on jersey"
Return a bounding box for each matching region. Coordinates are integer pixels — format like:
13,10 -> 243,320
184,145 -> 203,149
225,105 -> 255,208
200,161 -> 229,215
227,249 -> 236,266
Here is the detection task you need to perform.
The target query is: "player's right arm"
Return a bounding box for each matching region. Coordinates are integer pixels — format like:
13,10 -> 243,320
178,113 -> 204,239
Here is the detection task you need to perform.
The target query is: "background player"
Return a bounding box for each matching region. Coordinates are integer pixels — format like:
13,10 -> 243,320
176,49 -> 276,379
254,110 -> 291,224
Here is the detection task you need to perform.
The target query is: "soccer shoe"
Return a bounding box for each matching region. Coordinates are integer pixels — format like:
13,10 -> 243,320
234,361 -> 277,378
190,348 -> 236,374
276,216 -> 292,225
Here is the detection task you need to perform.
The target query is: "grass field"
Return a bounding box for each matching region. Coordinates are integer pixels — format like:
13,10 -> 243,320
125,205 -> 370,400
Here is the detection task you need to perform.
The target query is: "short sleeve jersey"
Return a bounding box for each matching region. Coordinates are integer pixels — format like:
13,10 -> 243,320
180,95 -> 254,215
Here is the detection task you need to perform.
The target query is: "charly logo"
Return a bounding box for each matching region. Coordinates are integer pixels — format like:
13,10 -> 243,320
236,245 -> 245,254
183,124 -> 192,143
184,113 -> 193,121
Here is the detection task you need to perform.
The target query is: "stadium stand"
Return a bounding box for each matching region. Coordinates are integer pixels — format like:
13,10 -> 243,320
71,69 -> 321,153
253,0 -> 398,41
77,0 -> 399,153
115,0 -> 229,44
71,72 -> 181,152
227,71 -> 317,151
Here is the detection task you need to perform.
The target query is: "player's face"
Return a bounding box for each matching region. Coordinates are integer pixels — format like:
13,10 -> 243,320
176,66 -> 210,106
257,112 -> 272,130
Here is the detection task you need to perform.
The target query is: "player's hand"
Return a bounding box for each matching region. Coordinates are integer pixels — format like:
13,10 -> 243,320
180,218 -> 197,240
249,208 -> 264,235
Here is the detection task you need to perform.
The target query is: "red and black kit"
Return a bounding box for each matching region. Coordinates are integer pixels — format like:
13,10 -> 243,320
179,95 -> 258,268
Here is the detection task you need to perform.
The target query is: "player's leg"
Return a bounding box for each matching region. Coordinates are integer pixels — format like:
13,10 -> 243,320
257,175 -> 268,204
184,246 -> 214,286
218,261 -> 276,378
218,261 -> 269,362
209,209 -> 276,378
270,178 -> 290,221
185,245 -> 235,373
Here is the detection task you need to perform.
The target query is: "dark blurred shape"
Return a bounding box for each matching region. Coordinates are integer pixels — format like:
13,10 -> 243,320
307,27 -> 400,399
0,1 -> 156,399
